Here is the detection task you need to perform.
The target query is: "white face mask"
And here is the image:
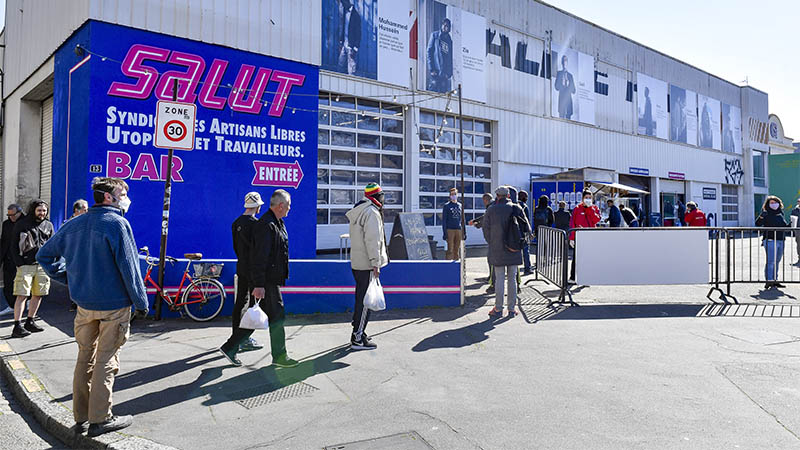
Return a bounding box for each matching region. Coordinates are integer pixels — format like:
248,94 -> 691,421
450,195 -> 457,202
583,198 -> 593,207
117,196 -> 132,214
769,202 -> 779,210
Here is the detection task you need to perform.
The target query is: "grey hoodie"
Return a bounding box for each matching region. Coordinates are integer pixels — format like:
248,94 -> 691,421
346,199 -> 389,271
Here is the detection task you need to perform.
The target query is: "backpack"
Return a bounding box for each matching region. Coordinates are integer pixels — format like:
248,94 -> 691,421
533,208 -> 549,227
504,210 -> 524,252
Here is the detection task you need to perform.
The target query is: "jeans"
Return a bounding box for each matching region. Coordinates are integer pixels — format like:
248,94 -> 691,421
221,285 -> 286,359
764,240 -> 784,281
351,269 -> 372,340
494,265 -> 518,311
522,244 -> 532,272
73,306 -> 130,424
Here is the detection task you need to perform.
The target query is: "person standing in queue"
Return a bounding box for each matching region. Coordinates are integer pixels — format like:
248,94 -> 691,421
756,196 -> 789,289
606,199 -> 622,227
683,202 -> 706,227
0,204 -> 24,317
554,201 -> 571,232
11,200 -> 54,337
442,187 -> 464,261
469,193 -> 494,284
569,190 -> 601,282
346,183 -> 388,350
223,190 -> 298,368
218,192 -> 266,366
518,191 -> 534,275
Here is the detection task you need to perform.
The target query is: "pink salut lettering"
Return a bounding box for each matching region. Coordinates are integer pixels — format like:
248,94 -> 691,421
107,44 -> 305,117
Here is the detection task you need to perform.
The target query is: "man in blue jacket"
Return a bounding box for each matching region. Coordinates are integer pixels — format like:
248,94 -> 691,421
37,177 -> 148,437
426,18 -> 453,93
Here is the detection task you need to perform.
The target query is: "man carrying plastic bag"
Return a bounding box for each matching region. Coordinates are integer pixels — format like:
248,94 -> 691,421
346,183 -> 389,350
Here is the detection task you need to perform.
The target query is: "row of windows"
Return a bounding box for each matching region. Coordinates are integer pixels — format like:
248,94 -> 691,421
318,207 -> 402,225
318,188 -> 402,206
318,150 -> 404,170
721,185 -> 739,221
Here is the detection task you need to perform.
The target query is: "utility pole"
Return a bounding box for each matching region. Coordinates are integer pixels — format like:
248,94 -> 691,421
155,78 -> 179,320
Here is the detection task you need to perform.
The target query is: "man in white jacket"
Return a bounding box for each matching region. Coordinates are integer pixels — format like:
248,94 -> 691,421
345,183 -> 389,350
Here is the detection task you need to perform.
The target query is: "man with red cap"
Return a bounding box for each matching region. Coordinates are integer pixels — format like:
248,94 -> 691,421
346,183 -> 388,350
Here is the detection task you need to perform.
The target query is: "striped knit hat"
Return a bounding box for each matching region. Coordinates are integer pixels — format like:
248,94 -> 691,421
364,183 -> 383,208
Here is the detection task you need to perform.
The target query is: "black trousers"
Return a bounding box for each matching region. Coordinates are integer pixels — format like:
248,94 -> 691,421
2,265 -> 16,308
221,284 -> 286,358
351,269 -> 372,339
230,274 -> 250,336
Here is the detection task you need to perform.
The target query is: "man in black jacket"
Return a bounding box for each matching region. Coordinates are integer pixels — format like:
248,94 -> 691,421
219,190 -> 298,368
11,200 -> 54,337
554,201 -> 571,232
426,18 -> 453,93
0,203 -> 24,317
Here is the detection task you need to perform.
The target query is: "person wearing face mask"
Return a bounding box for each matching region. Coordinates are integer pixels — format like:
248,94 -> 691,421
0,203 -> 25,317
569,190 -> 601,282
683,202 -> 706,227
346,183 -> 389,350
791,198 -> 800,265
755,196 -> 789,289
10,199 -> 54,337
37,177 -> 148,437
442,187 -> 464,260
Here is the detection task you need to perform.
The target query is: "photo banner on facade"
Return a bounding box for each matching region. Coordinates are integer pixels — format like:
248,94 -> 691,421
669,84 -> 697,146
698,94 -> 721,150
321,0 -> 410,88
54,21 -> 319,259
722,103 -> 742,154
636,73 -> 668,139
550,45 -> 595,125
418,0 -> 487,102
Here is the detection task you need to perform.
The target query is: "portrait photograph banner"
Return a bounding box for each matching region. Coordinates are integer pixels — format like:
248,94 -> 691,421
419,0 -> 487,102
637,73 -> 668,139
322,0 -> 410,88
669,84 -> 697,146
722,103 -> 742,154
698,94 -> 722,150
550,45 -> 595,125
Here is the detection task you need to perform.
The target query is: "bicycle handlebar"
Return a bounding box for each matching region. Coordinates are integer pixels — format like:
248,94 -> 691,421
139,247 -> 177,266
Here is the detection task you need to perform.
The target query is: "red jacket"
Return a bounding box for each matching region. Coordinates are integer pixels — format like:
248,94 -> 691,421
684,209 -> 706,227
569,204 -> 601,239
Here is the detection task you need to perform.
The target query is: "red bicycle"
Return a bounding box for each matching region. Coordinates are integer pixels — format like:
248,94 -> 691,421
139,246 -> 226,321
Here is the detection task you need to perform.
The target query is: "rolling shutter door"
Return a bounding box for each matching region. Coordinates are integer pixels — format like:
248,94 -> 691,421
39,96 -> 53,206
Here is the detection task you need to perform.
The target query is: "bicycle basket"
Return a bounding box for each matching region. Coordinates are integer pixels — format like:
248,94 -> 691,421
193,262 -> 224,278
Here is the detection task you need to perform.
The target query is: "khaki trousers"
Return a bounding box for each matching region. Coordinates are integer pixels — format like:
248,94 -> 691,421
73,306 -> 130,424
446,229 -> 462,260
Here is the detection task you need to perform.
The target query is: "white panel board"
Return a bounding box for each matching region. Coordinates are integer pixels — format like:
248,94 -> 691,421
575,229 -> 709,285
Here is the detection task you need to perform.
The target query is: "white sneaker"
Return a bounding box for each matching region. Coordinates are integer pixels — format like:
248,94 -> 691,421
0,306 -> 13,317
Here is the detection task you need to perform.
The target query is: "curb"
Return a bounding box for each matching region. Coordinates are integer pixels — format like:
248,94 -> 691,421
0,337 -> 177,450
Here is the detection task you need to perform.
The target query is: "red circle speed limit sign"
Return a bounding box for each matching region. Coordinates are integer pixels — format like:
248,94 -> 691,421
163,120 -> 187,142
155,100 -> 196,150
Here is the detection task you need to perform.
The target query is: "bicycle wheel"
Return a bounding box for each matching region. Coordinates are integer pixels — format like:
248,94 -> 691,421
181,278 -> 226,321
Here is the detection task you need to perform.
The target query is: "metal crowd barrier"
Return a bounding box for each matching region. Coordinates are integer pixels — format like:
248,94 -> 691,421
533,226 -> 575,307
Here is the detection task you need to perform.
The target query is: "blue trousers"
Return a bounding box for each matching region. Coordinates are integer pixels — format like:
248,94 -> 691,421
764,240 -> 785,281
522,244 -> 532,272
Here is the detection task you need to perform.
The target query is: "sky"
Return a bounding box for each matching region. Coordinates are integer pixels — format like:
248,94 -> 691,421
544,0 -> 800,140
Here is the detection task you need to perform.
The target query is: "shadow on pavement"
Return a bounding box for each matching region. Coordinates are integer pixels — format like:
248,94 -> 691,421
750,288 -> 797,301
411,316 -> 511,352
547,304 -> 706,321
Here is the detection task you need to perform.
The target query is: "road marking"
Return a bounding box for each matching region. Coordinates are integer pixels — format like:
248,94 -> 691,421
21,379 -> 41,393
8,359 -> 24,370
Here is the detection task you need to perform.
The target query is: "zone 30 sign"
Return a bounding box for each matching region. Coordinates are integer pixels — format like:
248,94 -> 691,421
155,101 -> 196,150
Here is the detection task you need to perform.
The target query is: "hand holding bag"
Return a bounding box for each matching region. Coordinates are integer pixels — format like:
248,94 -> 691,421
239,299 -> 269,330
364,274 -> 386,311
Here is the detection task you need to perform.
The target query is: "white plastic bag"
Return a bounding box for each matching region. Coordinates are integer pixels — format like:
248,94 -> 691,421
239,301 -> 269,329
364,274 -> 386,311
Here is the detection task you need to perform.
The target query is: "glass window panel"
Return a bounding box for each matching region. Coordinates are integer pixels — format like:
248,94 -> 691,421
318,110 -> 329,125
420,178 -> 435,192
357,114 -> 380,130
435,196 -> 448,209
382,103 -> 403,115
318,149 -> 329,164
419,196 -> 435,209
437,163 -> 455,176
436,179 -> 455,192
382,136 -> 403,151
332,111 -> 356,128
463,181 -> 474,193
317,168 -> 329,184
357,170 -> 380,184
318,129 -> 329,145
462,197 -> 474,210
435,213 -> 442,226
382,154 -> 403,169
317,208 -> 328,224
357,133 -> 380,149
331,130 -> 355,147
318,93 -> 329,105
462,133 -> 473,147
420,161 -> 435,175
436,147 -> 454,160
331,150 -> 355,166
462,119 -> 473,131
419,144 -> 435,159
331,95 -> 355,109
420,127 -> 435,142
330,209 -> 349,224
457,149 -> 473,162
357,99 -> 380,112
382,118 -> 403,134
474,182 -> 491,194
475,120 -> 490,133
441,115 -> 455,128
457,165 -> 474,177
330,189 -> 355,205
423,213 -> 434,226
381,172 -> 403,187
357,152 -> 380,167
482,135 -> 492,148
439,131 -> 455,144
420,110 -> 436,125
384,190 -> 402,205
317,189 -> 328,204
475,166 -> 491,179
474,151 -> 491,164
330,169 -> 355,185
384,208 -> 400,224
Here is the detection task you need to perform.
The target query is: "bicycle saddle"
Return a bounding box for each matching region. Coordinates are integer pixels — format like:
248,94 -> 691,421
184,253 -> 203,260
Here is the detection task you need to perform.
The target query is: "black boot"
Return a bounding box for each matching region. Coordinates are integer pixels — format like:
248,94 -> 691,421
24,318 -> 44,333
12,322 -> 30,338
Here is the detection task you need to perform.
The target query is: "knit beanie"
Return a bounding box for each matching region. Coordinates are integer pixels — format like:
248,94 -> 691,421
365,183 -> 383,208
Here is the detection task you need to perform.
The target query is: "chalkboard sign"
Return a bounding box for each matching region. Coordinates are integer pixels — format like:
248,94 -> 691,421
388,213 -> 432,260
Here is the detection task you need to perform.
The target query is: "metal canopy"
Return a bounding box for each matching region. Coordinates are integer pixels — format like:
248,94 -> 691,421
587,181 -> 650,195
